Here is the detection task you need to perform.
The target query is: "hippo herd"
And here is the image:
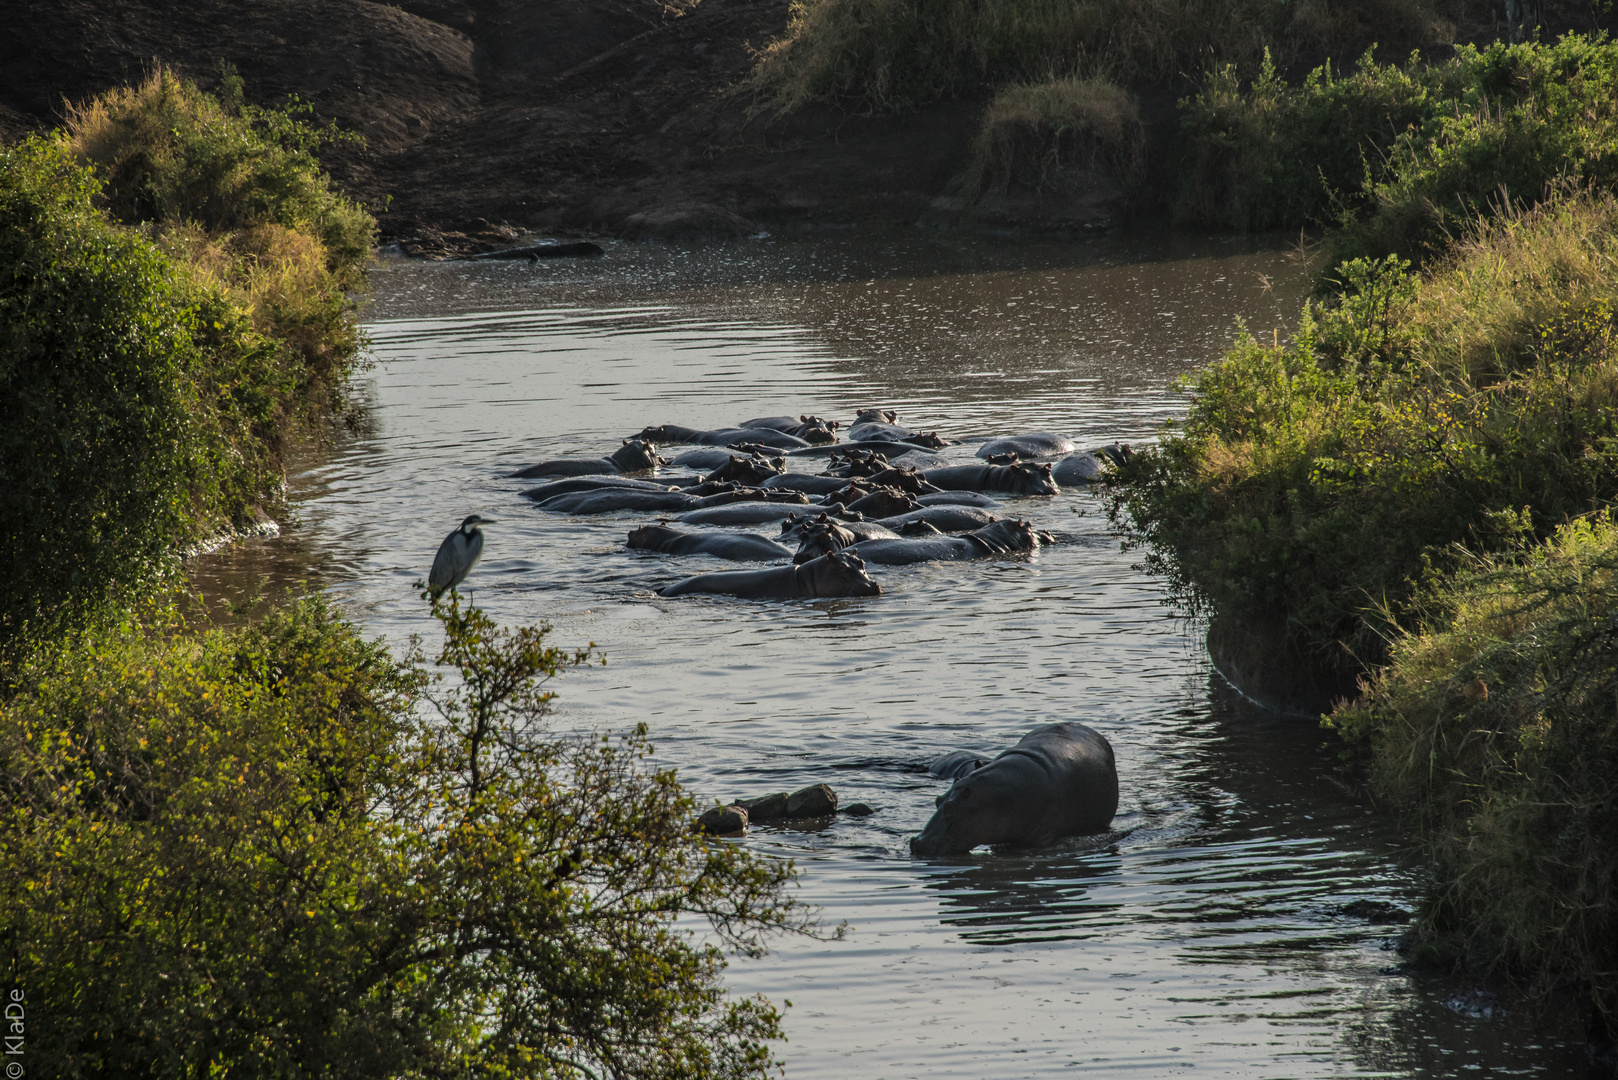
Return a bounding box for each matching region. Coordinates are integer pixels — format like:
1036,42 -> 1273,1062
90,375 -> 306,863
504,408 -> 1131,854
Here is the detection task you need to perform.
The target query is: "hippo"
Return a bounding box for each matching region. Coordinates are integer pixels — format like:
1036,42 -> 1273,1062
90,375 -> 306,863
704,454 -> 787,486
834,488 -> 920,519
916,491 -> 1000,508
875,505 -> 1000,533
1049,444 -> 1133,485
520,476 -> 677,501
797,519 -> 1048,566
823,450 -> 895,478
790,517 -> 860,563
910,723 -> 1119,856
922,462 -> 1060,496
534,483 -> 783,516
740,415 -> 841,444
627,525 -> 793,561
779,511 -> 900,544
635,424 -> 809,450
761,473 -> 858,496
658,550 -> 882,599
786,440 -> 937,459
852,408 -> 898,426
849,422 -> 948,448
670,447 -> 765,470
678,497 -> 814,526
929,750 -> 989,780
511,438 -> 668,479
976,432 -> 1077,460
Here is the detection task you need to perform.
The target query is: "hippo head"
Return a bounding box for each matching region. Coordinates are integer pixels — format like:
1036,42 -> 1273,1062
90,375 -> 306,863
909,431 -> 948,450
789,416 -> 840,445
853,408 -> 898,426
793,518 -> 858,564
865,466 -> 930,495
899,519 -> 945,537
627,524 -> 676,549
633,425 -> 671,444
829,450 -> 892,479
847,488 -> 919,519
800,549 -> 881,598
611,438 -> 668,472
911,774 -> 998,856
1008,462 -> 1060,496
705,454 -> 785,486
967,518 -> 1040,555
1093,443 -> 1133,468
984,451 -> 1023,466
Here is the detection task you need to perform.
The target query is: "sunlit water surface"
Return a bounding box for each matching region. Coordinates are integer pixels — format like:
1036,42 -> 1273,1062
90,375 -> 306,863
191,231 -> 1591,1077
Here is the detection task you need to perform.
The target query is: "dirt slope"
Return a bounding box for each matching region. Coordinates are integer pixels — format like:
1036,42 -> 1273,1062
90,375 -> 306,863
2,0 -> 1000,245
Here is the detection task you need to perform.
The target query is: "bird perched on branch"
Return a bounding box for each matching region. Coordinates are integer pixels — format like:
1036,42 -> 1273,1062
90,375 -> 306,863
429,514 -> 495,600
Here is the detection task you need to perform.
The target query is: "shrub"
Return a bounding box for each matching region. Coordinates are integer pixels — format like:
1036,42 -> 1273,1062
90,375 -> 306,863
62,68 -> 374,394
1175,34 -> 1618,261
0,138 -> 289,645
749,0 -> 1460,117
1107,190 -> 1618,682
0,595 -> 809,1078
966,75 -> 1144,197
1330,514 -> 1618,1032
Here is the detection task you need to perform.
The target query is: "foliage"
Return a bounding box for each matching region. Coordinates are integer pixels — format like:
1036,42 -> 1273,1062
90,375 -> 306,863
966,76 -> 1144,197
63,67 -> 374,393
0,594 -> 809,1078
749,0 -> 1461,117
1330,514 -> 1618,1029
0,138 -> 291,647
1107,190 -> 1618,680
1176,34 -> 1618,262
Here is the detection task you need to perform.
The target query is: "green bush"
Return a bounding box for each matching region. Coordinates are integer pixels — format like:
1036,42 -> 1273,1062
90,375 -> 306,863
0,138 -> 286,645
750,0 -> 1460,117
1108,190 -> 1618,682
966,76 -> 1145,198
63,69 -> 375,393
0,595 -> 808,1078
1176,34 -> 1618,261
1330,514 -> 1618,1031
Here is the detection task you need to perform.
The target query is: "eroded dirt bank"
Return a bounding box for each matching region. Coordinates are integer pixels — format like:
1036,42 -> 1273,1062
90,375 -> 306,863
4,0 -> 1041,248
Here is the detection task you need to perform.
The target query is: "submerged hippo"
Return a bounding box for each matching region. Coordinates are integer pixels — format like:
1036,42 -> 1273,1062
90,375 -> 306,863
798,518 -> 1048,566
1049,443 -> 1133,485
704,454 -> 786,486
534,482 -> 781,516
875,505 -> 1000,533
922,462 -> 1060,496
828,487 -> 920,519
911,723 -> 1119,856
916,490 -> 1000,508
520,476 -> 676,501
511,438 -> 668,479
761,472 -> 857,496
677,492 -> 813,526
779,511 -> 900,544
658,550 -> 882,600
739,415 -> 841,444
635,424 -> 809,450
929,749 -> 990,781
976,432 -> 1077,460
627,525 -> 793,561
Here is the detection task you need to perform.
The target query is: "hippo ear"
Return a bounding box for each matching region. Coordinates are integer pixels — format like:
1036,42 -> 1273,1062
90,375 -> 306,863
1040,463 -> 1053,476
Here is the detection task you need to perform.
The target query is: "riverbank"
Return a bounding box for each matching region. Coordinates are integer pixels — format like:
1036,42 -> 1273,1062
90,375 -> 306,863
7,0 -> 1614,247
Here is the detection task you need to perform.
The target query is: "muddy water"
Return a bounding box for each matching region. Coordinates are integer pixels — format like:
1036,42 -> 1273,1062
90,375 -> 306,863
192,230 -> 1591,1077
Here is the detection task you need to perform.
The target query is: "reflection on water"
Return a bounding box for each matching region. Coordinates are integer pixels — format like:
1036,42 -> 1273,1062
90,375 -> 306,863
190,230 -> 1592,1077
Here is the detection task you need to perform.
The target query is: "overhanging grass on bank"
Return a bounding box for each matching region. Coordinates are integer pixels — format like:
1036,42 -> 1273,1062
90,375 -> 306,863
1108,188 -> 1618,683
1176,34 -> 1618,259
1331,515 -> 1618,1033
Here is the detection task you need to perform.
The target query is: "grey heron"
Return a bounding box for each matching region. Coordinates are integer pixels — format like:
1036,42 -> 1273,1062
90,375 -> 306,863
429,514 -> 495,600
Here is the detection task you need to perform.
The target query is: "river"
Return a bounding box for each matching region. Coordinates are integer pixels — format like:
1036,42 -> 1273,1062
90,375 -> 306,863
190,228 -> 1591,1078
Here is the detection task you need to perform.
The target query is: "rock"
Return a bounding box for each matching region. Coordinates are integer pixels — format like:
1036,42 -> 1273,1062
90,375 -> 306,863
696,804 -> 748,835
840,802 -> 875,817
740,792 -> 789,821
785,783 -> 837,817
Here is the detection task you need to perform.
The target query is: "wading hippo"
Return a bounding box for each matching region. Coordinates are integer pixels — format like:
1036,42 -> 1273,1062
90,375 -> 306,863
976,432 -> 1077,460
511,438 -> 668,479
658,550 -> 882,599
910,723 -> 1118,856
704,454 -> 787,486
798,519 -> 1048,566
627,525 -> 793,561
740,415 -> 841,444
521,476 -> 676,501
875,505 -> 1000,533
635,424 -> 810,450
779,511 -> 900,544
922,462 -> 1060,496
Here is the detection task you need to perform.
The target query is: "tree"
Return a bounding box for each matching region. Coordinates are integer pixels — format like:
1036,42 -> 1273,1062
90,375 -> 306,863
0,594 -> 813,1078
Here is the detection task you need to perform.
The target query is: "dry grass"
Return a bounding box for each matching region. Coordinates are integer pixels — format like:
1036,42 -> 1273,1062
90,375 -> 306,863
965,76 -> 1144,196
